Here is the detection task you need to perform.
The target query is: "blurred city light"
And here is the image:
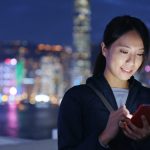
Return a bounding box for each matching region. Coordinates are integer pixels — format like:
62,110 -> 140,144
35,94 -> 50,103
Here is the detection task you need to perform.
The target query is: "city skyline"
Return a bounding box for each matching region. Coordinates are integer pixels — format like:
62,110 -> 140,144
0,0 -> 150,46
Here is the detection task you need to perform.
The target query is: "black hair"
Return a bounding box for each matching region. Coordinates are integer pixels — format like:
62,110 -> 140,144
93,15 -> 150,76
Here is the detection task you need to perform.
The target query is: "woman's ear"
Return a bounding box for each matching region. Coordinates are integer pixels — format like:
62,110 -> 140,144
101,42 -> 107,57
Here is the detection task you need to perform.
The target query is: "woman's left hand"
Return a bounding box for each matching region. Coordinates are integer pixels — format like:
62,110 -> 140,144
120,115 -> 150,140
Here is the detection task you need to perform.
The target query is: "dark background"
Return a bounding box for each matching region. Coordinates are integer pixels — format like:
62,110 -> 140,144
0,0 -> 149,45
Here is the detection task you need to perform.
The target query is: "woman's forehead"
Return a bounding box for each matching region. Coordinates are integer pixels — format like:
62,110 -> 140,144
110,31 -> 144,49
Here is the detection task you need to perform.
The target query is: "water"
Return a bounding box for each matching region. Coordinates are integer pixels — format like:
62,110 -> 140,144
0,103 -> 59,140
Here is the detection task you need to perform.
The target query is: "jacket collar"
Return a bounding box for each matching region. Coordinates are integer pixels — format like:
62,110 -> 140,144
86,74 -> 141,111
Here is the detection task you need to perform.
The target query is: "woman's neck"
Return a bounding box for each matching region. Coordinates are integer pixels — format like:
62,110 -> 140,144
104,73 -> 129,89
108,80 -> 129,89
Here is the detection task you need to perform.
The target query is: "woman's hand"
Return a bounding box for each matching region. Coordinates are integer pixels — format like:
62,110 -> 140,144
120,115 -> 150,140
99,105 -> 131,145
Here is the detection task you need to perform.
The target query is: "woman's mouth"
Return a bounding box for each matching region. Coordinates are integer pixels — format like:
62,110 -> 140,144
121,67 -> 132,74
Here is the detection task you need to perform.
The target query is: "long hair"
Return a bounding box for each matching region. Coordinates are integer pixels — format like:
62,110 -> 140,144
93,15 -> 150,77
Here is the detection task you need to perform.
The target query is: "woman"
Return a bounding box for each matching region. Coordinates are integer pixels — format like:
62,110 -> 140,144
58,15 -> 150,150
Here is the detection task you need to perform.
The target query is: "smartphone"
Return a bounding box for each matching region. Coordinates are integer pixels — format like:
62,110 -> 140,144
131,104 -> 150,128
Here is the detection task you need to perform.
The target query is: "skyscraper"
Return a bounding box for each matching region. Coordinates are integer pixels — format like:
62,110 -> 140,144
71,0 -> 91,85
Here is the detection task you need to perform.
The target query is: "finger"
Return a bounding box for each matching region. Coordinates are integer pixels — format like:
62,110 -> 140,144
140,116 -> 150,138
124,123 -> 143,140
121,105 -> 132,118
126,114 -> 133,119
119,120 -> 126,128
125,120 -> 145,139
127,118 -> 150,139
124,123 -> 134,134
126,119 -> 138,131
123,129 -> 137,140
123,118 -> 150,140
141,115 -> 149,128
118,117 -> 131,128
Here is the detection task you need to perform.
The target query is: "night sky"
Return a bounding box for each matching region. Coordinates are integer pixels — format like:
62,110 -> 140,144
0,0 -> 150,46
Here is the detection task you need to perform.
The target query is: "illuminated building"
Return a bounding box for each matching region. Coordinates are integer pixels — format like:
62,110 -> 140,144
28,44 -> 72,104
0,41 -> 72,105
32,56 -> 64,103
0,58 -> 17,103
72,0 -> 91,85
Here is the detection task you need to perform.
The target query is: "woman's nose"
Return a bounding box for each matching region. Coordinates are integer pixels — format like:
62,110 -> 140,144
126,55 -> 135,66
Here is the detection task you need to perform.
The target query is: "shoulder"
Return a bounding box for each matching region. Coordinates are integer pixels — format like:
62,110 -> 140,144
130,78 -> 150,98
65,84 -> 89,96
63,84 -> 90,102
137,83 -> 150,102
132,77 -> 150,93
140,84 -> 150,93
60,84 -> 91,105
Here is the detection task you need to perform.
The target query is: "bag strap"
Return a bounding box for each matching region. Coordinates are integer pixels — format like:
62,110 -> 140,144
87,83 -> 114,112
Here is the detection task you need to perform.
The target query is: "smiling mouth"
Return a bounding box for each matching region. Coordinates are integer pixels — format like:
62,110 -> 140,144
121,68 -> 132,73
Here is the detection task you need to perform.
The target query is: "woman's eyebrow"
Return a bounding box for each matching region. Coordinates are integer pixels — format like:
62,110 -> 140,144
118,45 -> 144,51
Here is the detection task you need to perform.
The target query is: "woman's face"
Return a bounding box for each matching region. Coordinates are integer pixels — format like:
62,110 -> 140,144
102,30 -> 144,84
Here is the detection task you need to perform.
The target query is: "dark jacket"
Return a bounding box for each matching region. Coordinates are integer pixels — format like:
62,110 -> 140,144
58,74 -> 150,150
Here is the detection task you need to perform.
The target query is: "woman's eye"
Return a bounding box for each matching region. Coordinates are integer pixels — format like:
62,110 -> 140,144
137,53 -> 144,56
120,50 -> 128,54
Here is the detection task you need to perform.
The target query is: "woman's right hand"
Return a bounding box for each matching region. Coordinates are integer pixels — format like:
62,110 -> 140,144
99,105 -> 131,145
